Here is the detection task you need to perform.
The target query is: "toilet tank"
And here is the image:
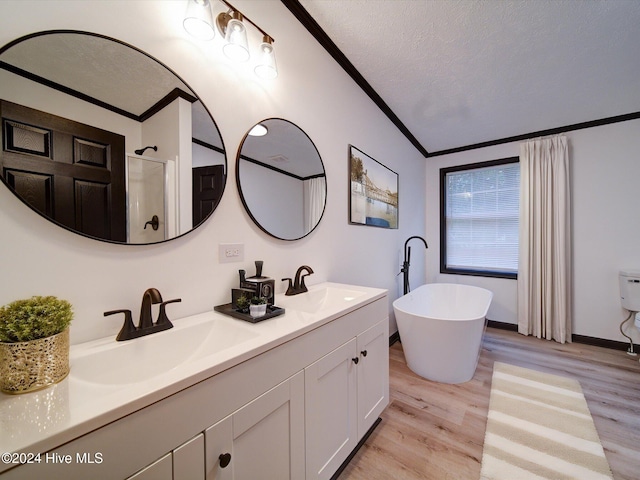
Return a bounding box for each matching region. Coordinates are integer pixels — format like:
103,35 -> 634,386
619,270 -> 640,311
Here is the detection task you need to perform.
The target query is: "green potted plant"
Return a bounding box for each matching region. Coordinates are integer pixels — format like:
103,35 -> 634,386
249,296 -> 267,318
0,296 -> 73,394
234,294 -> 250,314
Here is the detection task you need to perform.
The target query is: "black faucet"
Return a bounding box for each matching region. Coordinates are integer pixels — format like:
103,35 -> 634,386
139,287 -> 163,329
401,236 -> 428,295
282,265 -> 314,296
104,288 -> 181,341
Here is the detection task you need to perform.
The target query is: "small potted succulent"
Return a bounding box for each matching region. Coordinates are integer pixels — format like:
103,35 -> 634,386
234,294 -> 250,314
0,296 -> 73,394
249,296 -> 267,318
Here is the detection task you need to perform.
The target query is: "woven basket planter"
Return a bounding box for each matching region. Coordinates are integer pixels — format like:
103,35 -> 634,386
0,328 -> 70,394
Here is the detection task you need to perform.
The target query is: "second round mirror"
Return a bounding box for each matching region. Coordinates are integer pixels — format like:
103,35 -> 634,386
237,119 -> 326,240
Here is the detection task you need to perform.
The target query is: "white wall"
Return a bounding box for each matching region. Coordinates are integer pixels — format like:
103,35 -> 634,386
240,161 -> 305,239
141,97 -> 194,234
193,143 -> 225,168
0,0 -> 426,344
426,118 -> 640,343
0,69 -> 142,152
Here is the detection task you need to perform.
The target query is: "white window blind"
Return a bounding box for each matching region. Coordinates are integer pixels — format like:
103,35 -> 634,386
444,161 -> 519,275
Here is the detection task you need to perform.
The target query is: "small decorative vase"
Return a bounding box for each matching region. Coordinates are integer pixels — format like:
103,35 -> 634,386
249,304 -> 267,318
0,329 -> 70,394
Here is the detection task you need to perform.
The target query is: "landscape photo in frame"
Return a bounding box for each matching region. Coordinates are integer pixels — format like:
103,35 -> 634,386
349,145 -> 398,228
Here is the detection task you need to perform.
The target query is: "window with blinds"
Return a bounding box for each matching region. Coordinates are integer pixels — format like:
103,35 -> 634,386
440,157 -> 519,279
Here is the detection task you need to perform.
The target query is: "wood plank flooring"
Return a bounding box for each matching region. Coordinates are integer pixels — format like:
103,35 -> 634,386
339,327 -> 640,480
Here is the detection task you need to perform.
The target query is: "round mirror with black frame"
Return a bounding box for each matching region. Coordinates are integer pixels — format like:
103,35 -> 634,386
0,30 -> 226,245
236,118 -> 326,241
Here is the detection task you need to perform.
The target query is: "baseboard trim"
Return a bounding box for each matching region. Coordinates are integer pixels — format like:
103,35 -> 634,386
487,320 -> 518,332
486,320 -> 632,352
571,334 -> 633,352
389,331 -> 400,346
330,417 -> 382,480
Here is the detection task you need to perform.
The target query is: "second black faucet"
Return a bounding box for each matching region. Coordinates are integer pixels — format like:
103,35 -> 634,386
282,265 -> 314,296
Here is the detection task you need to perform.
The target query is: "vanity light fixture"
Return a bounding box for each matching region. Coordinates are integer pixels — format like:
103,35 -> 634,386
183,0 -> 216,41
183,0 -> 278,78
254,36 -> 278,79
248,124 -> 268,136
217,10 -> 250,62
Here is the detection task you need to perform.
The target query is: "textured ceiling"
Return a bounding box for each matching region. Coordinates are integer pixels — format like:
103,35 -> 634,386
1,32 -> 223,148
241,119 -> 325,178
2,34 -> 190,117
296,0 -> 640,155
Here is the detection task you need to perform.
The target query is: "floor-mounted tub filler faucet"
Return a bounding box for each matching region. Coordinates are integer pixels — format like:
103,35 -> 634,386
401,236 -> 428,295
104,288 -> 181,341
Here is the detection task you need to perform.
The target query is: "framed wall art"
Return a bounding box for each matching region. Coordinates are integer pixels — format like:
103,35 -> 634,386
349,145 -> 398,228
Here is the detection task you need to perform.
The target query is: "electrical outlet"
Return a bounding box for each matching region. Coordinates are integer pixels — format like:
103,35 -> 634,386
219,243 -> 244,263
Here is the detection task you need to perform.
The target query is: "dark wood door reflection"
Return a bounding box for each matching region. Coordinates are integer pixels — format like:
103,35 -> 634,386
0,100 -> 126,241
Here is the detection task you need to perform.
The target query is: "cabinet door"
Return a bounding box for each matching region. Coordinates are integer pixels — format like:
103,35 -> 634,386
205,415 -> 234,480
205,372 -> 304,480
357,320 -> 389,437
128,433 -> 205,480
127,453 -> 172,480
174,433 -> 205,480
305,338 -> 358,480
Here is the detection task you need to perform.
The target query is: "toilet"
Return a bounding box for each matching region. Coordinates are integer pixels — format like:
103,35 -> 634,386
619,270 -> 640,332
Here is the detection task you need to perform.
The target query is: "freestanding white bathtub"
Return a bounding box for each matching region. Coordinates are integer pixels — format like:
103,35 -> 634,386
393,283 -> 493,384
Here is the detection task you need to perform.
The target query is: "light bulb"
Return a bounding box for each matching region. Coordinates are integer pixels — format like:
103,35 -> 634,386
248,124 -> 268,136
223,16 -> 249,62
255,38 -> 278,79
183,0 -> 215,41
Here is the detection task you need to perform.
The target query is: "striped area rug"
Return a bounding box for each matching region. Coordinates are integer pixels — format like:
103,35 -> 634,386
480,362 -> 613,480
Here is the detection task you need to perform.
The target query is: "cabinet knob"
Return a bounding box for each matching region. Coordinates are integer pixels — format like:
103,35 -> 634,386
361,350 -> 368,357
219,453 -> 231,468
352,357 -> 359,365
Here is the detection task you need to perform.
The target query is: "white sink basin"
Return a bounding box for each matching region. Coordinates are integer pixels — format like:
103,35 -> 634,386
278,285 -> 367,314
69,283 -> 377,387
71,317 -> 259,385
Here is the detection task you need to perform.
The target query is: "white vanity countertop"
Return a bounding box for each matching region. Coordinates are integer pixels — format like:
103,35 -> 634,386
0,282 -> 387,467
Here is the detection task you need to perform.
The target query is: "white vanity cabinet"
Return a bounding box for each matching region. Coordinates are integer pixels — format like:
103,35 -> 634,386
1,287 -> 387,480
356,319 -> 389,437
125,372 -> 304,480
127,453 -> 172,480
128,434 -> 205,480
204,371 -> 304,479
173,434 -> 206,479
304,319 -> 389,480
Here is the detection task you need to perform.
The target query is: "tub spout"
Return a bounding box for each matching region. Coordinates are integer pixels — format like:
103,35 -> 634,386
402,236 -> 428,295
